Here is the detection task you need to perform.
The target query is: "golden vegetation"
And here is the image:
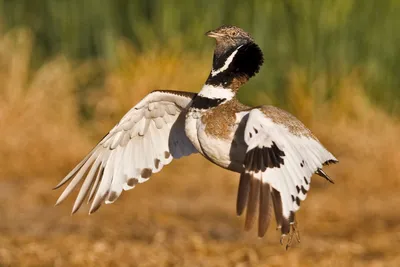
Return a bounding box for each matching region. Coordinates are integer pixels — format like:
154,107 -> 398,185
0,29 -> 399,267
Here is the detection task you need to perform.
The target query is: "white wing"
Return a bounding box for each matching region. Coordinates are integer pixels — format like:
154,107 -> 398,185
238,106 -> 338,238
54,90 -> 198,214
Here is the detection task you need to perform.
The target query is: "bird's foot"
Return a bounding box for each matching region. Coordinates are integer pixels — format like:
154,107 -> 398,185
280,223 -> 300,250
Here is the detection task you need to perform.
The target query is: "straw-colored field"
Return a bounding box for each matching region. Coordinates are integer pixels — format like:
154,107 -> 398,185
0,30 -> 399,267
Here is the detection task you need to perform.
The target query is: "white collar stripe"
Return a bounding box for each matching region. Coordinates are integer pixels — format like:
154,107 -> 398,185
198,84 -> 234,100
211,45 -> 243,77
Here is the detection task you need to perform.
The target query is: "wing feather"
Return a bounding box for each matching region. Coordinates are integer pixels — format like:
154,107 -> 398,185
258,181 -> 272,237
55,150 -> 99,205
239,106 -> 338,237
236,172 -> 250,216
88,166 -> 103,203
54,90 -> 198,213
244,172 -> 261,231
72,155 -> 102,213
90,149 -> 116,212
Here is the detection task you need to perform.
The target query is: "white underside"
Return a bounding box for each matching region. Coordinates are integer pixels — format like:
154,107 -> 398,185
185,109 -> 249,169
184,110 -> 202,153
197,122 -> 235,168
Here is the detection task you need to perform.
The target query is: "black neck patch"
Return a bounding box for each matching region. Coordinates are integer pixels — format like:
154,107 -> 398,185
191,95 -> 226,110
206,42 -> 264,87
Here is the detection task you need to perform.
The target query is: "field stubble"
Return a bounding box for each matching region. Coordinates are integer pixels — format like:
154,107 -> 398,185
0,29 -> 399,267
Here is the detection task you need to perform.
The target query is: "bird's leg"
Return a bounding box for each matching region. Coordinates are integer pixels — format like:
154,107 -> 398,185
291,220 -> 301,243
280,221 -> 301,250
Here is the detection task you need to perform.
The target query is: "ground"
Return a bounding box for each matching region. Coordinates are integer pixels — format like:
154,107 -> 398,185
0,145 -> 399,266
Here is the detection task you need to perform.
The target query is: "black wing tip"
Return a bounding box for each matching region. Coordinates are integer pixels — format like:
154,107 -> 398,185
88,208 -> 98,215
71,205 -> 80,215
89,194 -> 106,214
323,159 -> 339,166
316,168 -> 335,184
52,182 -> 65,190
89,203 -> 102,215
54,196 -> 64,207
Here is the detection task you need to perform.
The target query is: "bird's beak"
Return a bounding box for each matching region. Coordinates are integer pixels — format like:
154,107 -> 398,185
205,30 -> 225,39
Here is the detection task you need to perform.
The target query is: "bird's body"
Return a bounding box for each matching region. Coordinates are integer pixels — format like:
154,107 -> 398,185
54,25 -> 338,247
186,94 -> 249,172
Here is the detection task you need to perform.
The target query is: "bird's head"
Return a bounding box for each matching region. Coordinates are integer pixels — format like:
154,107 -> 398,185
206,25 -> 254,57
205,25 -> 264,88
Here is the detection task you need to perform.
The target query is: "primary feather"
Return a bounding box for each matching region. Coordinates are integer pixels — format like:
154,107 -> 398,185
54,90 -> 198,214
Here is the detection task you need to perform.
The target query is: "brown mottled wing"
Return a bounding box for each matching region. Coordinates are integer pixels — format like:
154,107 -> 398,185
54,90 -> 198,214
238,107 -> 338,238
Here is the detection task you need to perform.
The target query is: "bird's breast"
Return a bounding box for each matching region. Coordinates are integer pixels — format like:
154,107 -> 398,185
184,109 -> 203,153
185,106 -> 249,172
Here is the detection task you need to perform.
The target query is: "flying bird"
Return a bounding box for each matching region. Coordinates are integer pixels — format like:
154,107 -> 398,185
54,25 -> 338,247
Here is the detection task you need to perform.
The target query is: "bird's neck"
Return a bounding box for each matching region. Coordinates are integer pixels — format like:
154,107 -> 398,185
206,42 -> 263,91
192,42 -> 263,110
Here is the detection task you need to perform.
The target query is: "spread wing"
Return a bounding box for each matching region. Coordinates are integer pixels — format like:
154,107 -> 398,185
54,90 -> 198,214
237,106 -> 338,238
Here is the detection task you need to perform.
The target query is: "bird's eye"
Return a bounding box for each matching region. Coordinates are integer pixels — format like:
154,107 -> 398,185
231,31 -> 238,37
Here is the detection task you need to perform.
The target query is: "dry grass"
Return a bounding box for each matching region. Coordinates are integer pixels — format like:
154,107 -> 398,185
0,29 -> 399,267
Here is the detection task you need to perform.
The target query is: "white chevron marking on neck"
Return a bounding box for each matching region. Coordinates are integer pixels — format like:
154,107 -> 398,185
198,84 -> 234,100
211,45 -> 243,77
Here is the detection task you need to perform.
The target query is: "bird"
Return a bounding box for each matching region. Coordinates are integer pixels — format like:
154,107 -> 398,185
54,25 -> 338,248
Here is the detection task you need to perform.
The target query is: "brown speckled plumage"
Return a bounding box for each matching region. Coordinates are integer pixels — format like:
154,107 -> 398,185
260,106 -> 317,139
207,25 -> 254,58
201,98 -> 249,139
201,100 -> 317,141
230,76 -> 249,92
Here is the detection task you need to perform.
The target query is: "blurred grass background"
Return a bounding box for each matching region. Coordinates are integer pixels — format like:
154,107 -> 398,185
1,0 -> 400,112
0,1 -> 399,266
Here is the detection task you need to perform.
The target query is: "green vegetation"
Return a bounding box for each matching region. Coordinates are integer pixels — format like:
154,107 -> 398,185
1,0 -> 399,112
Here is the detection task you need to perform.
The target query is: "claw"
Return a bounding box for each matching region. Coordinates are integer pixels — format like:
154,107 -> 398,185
280,234 -> 286,245
286,231 -> 294,250
292,223 -> 301,243
280,222 -> 301,250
